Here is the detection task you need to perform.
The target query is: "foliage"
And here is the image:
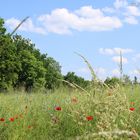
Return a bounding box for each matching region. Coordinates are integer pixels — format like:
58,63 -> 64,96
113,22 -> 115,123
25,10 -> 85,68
64,72 -> 89,88
0,18 -> 63,91
104,77 -> 120,87
122,74 -> 132,85
0,86 -> 140,139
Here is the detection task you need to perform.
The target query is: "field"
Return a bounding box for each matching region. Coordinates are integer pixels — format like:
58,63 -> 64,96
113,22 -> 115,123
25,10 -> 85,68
0,85 -> 140,140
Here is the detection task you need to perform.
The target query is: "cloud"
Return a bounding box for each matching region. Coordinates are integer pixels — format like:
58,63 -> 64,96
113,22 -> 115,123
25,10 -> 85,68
99,48 -> 114,55
99,48 -> 133,55
5,2 -> 140,35
126,6 -> 140,16
112,56 -> 128,64
112,69 -> 120,76
38,6 -> 122,34
124,16 -> 138,24
5,18 -> 46,35
114,0 -> 128,9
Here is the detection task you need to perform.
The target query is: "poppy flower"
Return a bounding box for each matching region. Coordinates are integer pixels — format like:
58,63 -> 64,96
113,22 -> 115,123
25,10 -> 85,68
55,106 -> 61,111
130,107 -> 135,111
86,116 -> 93,121
9,118 -> 14,122
0,118 -> 5,122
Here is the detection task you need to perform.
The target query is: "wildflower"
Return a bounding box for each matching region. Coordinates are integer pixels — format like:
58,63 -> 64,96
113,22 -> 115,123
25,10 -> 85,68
86,116 -> 93,121
55,106 -> 61,111
130,107 -> 135,111
9,118 -> 14,122
0,118 -> 5,122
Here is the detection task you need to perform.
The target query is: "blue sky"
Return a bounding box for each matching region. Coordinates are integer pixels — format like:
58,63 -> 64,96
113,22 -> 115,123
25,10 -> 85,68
1,0 -> 140,80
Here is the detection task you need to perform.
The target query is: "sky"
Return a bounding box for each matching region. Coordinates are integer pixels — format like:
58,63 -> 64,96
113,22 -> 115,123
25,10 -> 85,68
1,0 -> 140,80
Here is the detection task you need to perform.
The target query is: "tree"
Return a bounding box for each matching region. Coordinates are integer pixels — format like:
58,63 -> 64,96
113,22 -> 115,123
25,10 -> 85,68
13,35 -> 46,91
0,18 -> 63,92
104,77 -> 120,87
64,72 -> 89,88
122,74 -> 132,85
44,57 -> 63,89
0,18 -> 21,91
133,76 -> 138,85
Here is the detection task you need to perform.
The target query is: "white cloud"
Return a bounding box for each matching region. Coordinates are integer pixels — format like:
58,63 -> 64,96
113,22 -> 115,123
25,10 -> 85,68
99,48 -> 133,55
113,48 -> 133,54
6,18 -> 46,35
112,69 -> 120,76
124,16 -> 138,24
99,48 -> 114,55
5,2 -> 140,35
126,6 -> 140,16
112,56 -> 128,64
114,0 -> 128,9
38,6 -> 122,34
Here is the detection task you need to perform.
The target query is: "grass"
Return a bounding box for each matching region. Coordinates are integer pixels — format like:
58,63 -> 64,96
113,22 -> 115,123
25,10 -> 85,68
0,86 -> 140,140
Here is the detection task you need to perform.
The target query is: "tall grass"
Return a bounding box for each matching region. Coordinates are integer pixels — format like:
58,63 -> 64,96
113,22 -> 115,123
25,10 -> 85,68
0,86 -> 140,140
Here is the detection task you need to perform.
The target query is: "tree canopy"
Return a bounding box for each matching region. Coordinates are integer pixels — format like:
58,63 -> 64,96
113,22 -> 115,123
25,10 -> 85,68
0,18 -> 63,92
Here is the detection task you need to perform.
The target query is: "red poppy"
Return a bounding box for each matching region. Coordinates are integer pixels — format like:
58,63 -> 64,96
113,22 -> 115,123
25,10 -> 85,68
86,116 -> 93,121
9,118 -> 14,122
55,106 -> 61,111
130,107 -> 135,111
0,118 -> 5,122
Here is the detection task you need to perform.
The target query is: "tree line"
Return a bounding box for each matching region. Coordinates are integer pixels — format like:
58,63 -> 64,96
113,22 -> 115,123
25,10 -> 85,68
0,18 -> 90,92
0,18 -> 139,92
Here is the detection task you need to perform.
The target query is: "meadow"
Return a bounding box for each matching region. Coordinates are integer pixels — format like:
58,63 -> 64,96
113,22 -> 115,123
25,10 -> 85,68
0,85 -> 140,140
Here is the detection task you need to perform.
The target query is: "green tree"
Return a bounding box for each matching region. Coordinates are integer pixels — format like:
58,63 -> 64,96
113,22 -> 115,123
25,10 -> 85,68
44,57 -> 63,89
122,74 -> 132,85
104,77 -> 120,87
133,76 -> 138,85
13,35 -> 46,91
64,72 -> 89,88
0,18 -> 21,91
0,18 -> 64,92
